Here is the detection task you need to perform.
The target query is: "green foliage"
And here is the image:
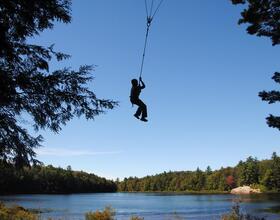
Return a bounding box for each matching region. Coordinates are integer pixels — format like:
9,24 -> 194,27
0,203 -> 38,220
264,152 -> 280,191
118,153 -> 280,192
85,207 -> 115,220
237,157 -> 260,186
0,161 -> 117,194
250,183 -> 267,193
0,0 -> 117,167
1,153 -> 280,218
118,168 -> 233,192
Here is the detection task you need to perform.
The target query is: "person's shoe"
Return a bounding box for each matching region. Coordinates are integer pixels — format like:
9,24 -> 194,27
140,118 -> 148,122
134,114 -> 140,119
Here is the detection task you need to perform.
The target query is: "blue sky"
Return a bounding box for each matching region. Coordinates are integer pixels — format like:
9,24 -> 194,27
32,0 -> 280,180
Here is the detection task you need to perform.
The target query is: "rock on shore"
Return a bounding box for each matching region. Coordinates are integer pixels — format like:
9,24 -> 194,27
231,186 -> 261,194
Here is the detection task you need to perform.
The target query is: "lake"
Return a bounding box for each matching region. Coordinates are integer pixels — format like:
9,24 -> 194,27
1,193 -> 280,220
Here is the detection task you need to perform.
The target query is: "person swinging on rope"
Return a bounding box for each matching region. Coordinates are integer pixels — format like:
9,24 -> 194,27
130,77 -> 148,122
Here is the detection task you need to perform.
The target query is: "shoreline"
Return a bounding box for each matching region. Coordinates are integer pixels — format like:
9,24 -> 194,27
1,191 -> 279,196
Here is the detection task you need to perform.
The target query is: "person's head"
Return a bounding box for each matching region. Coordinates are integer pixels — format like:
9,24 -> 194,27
131,79 -> 138,87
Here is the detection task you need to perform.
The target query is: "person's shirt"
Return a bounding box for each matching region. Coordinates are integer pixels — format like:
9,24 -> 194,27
130,85 -> 141,101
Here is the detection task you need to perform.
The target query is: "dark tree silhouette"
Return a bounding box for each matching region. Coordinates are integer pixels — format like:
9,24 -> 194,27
0,0 -> 117,167
231,0 -> 280,130
0,161 -> 117,194
259,73 -> 280,130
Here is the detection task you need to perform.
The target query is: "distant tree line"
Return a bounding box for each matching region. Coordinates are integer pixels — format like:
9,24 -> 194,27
0,161 -> 117,194
1,153 -> 279,194
118,153 -> 280,192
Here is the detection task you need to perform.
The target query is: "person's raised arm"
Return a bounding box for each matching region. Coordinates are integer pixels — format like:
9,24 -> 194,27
139,77 -> 146,89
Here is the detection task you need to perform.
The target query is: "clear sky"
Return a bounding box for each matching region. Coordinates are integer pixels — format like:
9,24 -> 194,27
32,0 -> 280,180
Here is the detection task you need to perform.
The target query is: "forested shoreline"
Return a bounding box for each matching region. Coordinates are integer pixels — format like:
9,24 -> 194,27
0,162 -> 117,194
118,153 -> 280,193
1,152 -> 280,194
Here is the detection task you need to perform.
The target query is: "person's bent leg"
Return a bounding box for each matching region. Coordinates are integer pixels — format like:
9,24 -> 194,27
138,100 -> 147,119
133,100 -> 142,118
135,107 -> 141,118
142,103 -> 147,118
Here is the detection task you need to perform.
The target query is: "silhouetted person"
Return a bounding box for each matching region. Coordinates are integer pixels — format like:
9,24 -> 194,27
130,77 -> 148,122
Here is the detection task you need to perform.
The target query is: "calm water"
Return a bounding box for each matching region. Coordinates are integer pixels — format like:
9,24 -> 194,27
1,193 -> 280,220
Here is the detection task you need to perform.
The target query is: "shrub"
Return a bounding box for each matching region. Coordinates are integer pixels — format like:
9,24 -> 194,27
250,183 -> 267,192
0,203 -> 38,220
130,217 -> 144,220
85,206 -> 115,220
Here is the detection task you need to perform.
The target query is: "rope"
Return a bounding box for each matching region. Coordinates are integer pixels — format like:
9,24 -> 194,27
149,0 -> 154,18
139,0 -> 164,79
151,0 -> 164,19
144,0 -> 149,17
139,22 -> 151,78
